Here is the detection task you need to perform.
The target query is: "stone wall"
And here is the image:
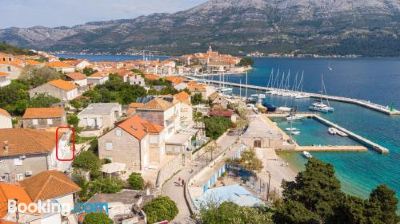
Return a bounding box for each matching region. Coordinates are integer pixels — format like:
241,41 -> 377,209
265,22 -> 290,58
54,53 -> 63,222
155,155 -> 182,188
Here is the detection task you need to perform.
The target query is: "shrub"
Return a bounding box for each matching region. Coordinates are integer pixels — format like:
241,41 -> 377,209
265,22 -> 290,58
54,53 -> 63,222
72,151 -> 101,176
83,212 -> 112,224
128,172 -> 145,190
143,196 -> 178,224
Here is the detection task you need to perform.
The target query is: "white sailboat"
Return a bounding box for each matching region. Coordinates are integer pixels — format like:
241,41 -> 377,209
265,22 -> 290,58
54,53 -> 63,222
309,74 -> 334,113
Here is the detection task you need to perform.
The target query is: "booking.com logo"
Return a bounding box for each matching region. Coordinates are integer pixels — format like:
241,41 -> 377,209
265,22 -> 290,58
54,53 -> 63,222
8,199 -> 109,215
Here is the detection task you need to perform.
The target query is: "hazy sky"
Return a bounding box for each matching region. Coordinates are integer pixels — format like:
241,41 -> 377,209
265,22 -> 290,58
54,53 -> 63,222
0,0 -> 207,28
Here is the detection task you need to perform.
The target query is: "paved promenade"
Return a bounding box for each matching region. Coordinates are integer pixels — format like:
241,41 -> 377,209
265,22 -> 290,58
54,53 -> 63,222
162,134 -> 238,223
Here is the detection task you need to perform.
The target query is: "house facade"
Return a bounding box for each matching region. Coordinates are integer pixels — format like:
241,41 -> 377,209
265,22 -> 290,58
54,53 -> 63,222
87,72 -> 109,86
0,129 -> 73,183
29,79 -> 79,101
0,72 -> 11,87
0,109 -> 12,129
129,74 -> 145,86
98,115 -> 165,172
78,103 -> 122,136
22,107 -> 67,129
65,72 -> 88,87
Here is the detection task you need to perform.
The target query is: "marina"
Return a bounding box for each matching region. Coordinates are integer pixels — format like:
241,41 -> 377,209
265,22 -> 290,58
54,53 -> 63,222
189,77 -> 400,116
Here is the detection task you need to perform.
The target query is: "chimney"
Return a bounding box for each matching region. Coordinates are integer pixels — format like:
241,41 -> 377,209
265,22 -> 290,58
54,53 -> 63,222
3,141 -> 9,151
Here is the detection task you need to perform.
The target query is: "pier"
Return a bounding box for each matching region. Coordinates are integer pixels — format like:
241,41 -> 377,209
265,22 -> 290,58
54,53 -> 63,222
295,145 -> 367,152
311,115 -> 390,154
266,113 -> 389,154
190,78 -> 400,116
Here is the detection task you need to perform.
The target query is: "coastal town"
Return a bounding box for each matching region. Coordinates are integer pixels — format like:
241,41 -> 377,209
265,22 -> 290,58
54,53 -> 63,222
0,40 -> 399,224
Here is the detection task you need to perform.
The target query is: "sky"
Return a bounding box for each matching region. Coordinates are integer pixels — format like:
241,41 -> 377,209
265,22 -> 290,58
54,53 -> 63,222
0,0 -> 207,28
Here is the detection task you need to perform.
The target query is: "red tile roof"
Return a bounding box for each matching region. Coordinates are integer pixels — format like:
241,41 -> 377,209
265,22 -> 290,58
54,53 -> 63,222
139,98 -> 173,111
47,61 -> 72,68
117,115 -> 163,140
174,91 -> 191,104
65,72 -> 86,80
23,107 -> 65,119
209,109 -> 233,118
0,109 -> 10,118
0,129 -> 56,157
0,183 -> 32,217
144,74 -> 160,81
19,170 -> 80,201
48,79 -> 76,91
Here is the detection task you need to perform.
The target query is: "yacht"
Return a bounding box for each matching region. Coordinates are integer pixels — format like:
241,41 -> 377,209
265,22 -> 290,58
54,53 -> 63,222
290,130 -> 301,135
286,114 -> 305,121
302,151 -> 313,159
328,127 -> 348,137
277,106 -> 292,112
285,127 -> 298,131
309,102 -> 333,113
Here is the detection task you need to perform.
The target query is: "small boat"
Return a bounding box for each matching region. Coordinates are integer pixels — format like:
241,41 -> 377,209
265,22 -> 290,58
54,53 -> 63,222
328,127 -> 348,137
285,127 -> 298,131
262,100 -> 277,112
277,106 -> 292,112
302,151 -> 312,159
290,130 -> 301,135
286,114 -> 305,121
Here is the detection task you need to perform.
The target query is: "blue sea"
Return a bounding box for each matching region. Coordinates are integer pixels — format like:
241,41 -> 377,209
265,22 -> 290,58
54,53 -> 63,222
61,54 -> 400,201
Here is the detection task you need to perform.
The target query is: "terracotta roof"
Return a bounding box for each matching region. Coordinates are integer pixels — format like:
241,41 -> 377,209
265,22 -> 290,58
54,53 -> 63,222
25,60 -> 41,66
187,81 -> 206,92
48,79 -> 76,91
47,61 -> 72,68
140,98 -> 173,111
65,72 -> 86,80
144,74 -> 160,81
23,107 -> 65,119
129,102 -> 145,108
0,109 -> 10,118
19,170 -> 80,202
89,72 -> 108,78
174,91 -> 191,104
0,183 -> 32,217
117,115 -> 163,140
165,76 -> 185,84
0,129 -> 55,157
0,72 -> 8,77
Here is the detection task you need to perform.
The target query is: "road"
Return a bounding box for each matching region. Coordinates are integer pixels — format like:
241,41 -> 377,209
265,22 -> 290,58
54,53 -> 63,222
162,134 -> 238,223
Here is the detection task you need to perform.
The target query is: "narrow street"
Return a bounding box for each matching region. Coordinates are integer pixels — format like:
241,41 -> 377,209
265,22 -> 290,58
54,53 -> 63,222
162,134 -> 238,223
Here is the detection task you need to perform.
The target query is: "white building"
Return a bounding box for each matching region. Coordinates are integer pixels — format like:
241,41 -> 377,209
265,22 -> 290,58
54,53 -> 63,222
78,103 -> 122,137
29,79 -> 80,101
0,109 -> 12,129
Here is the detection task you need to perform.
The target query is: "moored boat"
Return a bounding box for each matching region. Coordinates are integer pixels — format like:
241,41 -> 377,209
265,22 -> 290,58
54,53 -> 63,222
302,151 -> 313,159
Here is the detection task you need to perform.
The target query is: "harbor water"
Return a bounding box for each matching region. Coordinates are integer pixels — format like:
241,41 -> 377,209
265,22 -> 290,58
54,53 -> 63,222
62,54 -> 400,202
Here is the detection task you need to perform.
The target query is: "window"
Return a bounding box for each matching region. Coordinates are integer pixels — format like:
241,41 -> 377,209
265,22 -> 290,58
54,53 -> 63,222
115,129 -> 122,137
32,119 -> 38,125
47,119 -> 53,125
106,142 -> 113,151
14,158 -> 23,166
7,66 -> 11,72
16,173 -> 24,181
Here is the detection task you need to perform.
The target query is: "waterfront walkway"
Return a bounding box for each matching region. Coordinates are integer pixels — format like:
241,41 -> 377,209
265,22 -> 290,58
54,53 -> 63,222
189,77 -> 400,116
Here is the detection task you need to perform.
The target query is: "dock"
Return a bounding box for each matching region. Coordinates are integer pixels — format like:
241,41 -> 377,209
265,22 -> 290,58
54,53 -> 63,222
263,113 -> 389,154
295,145 -> 367,152
190,78 -> 400,116
312,115 -> 390,154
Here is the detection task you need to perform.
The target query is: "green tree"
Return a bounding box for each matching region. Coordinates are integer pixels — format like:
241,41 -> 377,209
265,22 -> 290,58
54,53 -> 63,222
88,177 -> 124,194
28,94 -> 60,108
191,93 -> 203,105
72,151 -> 101,177
82,67 -> 97,76
238,150 -> 263,172
204,116 -> 232,140
19,66 -> 62,88
67,114 -> 79,128
367,185 -> 399,224
128,172 -> 145,190
199,202 -> 273,224
237,57 -> 254,67
143,196 -> 178,224
273,200 -> 320,224
83,212 -> 112,224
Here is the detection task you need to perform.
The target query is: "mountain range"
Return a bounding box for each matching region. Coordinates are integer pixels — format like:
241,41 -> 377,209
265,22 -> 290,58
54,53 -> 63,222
2,0 -> 400,56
